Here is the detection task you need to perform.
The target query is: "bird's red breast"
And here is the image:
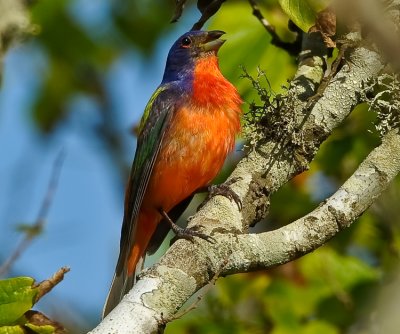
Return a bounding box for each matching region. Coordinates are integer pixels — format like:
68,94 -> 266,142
192,55 -> 242,119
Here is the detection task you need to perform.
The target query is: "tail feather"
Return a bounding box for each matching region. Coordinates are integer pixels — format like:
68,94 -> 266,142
102,257 -> 144,318
103,211 -> 157,318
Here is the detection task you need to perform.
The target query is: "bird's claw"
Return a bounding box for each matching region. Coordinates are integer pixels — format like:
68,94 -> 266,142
198,177 -> 242,211
160,209 -> 215,245
170,224 -> 216,244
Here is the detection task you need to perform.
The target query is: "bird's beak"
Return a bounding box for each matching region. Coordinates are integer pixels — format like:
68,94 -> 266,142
202,30 -> 226,52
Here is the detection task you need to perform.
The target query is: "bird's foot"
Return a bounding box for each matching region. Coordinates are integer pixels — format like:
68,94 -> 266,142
198,177 -> 242,211
160,209 -> 216,244
171,224 -> 216,243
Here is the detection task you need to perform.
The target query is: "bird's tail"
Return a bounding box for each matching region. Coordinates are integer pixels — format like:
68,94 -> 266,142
102,257 -> 143,318
102,211 -> 158,318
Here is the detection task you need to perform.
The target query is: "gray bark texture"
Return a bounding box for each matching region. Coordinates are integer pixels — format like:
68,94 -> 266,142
89,31 -> 400,334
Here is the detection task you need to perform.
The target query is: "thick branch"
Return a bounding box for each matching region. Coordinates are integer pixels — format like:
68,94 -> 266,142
222,129 -> 400,272
89,37 -> 388,334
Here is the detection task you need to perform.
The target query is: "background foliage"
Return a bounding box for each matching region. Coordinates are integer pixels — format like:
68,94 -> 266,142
1,0 -> 399,333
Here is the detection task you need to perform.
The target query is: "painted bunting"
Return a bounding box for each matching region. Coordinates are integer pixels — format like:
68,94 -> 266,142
103,30 -> 242,316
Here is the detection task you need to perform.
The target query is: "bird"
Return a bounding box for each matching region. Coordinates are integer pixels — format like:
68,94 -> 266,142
103,30 -> 242,317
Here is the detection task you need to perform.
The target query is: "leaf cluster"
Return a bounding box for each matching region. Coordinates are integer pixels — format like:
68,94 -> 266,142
0,277 -> 64,334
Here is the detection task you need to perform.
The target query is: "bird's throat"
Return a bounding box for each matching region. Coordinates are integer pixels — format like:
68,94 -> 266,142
192,56 -> 239,110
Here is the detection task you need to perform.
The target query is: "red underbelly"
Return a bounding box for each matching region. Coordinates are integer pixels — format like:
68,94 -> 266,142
142,106 -> 236,214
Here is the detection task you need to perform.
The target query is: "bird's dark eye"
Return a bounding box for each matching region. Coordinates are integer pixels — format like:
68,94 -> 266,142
181,37 -> 192,48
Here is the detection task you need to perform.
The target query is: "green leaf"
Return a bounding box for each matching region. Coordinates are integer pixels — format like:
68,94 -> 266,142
0,277 -> 38,326
25,324 -> 55,334
0,322 -> 57,334
278,0 -> 318,31
0,326 -> 25,334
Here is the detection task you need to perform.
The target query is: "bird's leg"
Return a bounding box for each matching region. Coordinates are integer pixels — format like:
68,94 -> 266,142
197,177 -> 242,211
159,209 -> 216,243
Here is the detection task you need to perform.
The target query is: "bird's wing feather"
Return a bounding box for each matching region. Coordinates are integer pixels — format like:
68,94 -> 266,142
116,83 -> 181,275
103,83 -> 183,317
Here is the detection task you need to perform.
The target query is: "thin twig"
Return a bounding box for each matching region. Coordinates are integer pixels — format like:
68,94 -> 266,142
34,266 -> 70,302
0,149 -> 66,276
248,0 -> 301,55
248,0 -> 276,36
171,0 -> 187,23
191,0 -> 226,31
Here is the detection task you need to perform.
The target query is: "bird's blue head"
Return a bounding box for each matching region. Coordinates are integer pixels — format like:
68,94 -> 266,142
161,30 -> 226,84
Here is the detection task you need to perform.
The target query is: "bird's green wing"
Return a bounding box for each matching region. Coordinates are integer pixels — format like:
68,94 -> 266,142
116,83 -> 180,275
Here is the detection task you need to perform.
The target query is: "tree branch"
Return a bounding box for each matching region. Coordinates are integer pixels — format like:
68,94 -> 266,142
221,128 -> 400,272
89,34 -> 389,334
